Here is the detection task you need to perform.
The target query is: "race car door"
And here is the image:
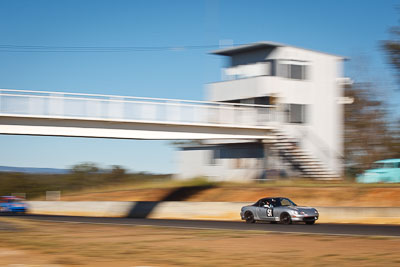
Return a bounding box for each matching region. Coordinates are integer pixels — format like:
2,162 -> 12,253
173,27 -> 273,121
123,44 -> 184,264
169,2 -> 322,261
256,198 -> 274,221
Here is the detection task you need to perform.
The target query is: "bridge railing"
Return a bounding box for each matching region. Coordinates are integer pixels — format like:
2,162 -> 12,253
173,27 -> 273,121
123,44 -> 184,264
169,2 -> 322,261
0,89 -> 279,127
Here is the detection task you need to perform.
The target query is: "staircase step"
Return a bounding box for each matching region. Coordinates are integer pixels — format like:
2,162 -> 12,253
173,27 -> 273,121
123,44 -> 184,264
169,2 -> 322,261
303,174 -> 338,178
275,145 -> 297,149
272,131 -> 340,179
302,167 -> 326,171
291,156 -> 316,160
301,169 -> 336,173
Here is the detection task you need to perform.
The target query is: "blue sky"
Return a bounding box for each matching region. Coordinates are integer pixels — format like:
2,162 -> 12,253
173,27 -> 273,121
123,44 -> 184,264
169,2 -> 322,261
0,0 -> 399,173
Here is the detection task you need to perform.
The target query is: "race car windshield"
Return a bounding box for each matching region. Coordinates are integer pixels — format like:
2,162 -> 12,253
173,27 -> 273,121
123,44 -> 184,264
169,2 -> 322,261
279,198 -> 297,207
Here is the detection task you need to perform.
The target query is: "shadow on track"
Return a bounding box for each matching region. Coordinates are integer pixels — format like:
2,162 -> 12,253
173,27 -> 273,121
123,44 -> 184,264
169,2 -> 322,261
126,185 -> 214,218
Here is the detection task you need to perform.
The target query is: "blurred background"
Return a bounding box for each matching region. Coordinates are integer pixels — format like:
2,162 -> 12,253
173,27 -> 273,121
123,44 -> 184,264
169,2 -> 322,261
0,0 -> 399,200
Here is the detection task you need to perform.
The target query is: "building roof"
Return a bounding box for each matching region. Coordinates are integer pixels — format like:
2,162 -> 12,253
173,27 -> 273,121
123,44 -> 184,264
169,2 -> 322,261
210,41 -> 345,59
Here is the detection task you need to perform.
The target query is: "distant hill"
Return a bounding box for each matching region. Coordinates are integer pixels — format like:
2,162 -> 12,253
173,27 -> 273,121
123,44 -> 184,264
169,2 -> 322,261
0,166 -> 69,174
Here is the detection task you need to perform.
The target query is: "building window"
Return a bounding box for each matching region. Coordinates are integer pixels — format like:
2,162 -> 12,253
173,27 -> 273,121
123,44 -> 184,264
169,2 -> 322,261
209,148 -> 220,165
287,104 -> 307,123
279,64 -> 290,79
254,96 -> 270,105
223,61 -> 272,80
291,64 -> 303,79
279,64 -> 307,80
224,96 -> 271,105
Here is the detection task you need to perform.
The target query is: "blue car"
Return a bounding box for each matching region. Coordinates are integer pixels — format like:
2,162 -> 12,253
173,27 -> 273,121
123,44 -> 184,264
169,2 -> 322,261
0,196 -> 28,213
357,159 -> 400,183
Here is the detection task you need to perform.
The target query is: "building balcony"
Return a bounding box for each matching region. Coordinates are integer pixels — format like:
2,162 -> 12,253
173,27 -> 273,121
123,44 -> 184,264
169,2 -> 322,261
207,75 -> 310,102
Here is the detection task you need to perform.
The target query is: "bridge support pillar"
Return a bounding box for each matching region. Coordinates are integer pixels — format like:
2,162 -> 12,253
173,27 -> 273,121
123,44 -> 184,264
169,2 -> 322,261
262,140 -> 282,180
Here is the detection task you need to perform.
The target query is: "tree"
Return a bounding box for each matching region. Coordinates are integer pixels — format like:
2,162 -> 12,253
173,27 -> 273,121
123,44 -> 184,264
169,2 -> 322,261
108,165 -> 127,182
383,25 -> 400,83
380,11 -> 400,159
70,162 -> 99,174
392,118 -> 400,156
110,165 -> 126,176
344,82 -> 398,176
342,15 -> 400,177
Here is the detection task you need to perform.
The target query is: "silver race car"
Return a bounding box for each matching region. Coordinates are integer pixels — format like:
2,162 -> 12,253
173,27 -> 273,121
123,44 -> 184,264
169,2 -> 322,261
240,197 -> 319,225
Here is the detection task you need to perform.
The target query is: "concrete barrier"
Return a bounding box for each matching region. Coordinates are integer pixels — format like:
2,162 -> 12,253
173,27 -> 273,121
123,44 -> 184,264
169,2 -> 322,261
26,201 -> 400,224
26,201 -> 133,217
316,207 -> 400,224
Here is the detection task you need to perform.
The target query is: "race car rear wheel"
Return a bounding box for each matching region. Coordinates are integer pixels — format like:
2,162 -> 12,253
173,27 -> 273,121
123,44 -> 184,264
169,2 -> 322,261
244,211 -> 255,224
280,213 -> 292,225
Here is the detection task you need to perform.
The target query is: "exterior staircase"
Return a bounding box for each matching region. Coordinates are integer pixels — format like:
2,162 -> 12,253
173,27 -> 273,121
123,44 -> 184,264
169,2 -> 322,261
269,130 -> 341,180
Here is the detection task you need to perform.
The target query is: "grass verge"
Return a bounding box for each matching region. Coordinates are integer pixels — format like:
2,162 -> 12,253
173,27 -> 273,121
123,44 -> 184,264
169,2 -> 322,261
0,218 -> 399,266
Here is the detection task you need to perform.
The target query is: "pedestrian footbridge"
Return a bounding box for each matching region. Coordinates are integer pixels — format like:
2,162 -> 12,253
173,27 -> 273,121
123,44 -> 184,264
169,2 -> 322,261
0,89 -> 340,178
0,89 -> 279,140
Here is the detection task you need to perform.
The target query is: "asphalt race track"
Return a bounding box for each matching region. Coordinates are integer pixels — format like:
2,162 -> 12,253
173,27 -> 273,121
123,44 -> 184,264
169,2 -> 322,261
6,214 -> 400,237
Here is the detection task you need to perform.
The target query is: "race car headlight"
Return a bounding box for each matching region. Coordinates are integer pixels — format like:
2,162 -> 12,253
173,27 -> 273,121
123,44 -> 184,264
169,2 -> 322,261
291,210 -> 299,215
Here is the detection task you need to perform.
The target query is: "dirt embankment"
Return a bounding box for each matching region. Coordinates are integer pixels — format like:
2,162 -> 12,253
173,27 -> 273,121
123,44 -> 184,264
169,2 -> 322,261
61,186 -> 400,207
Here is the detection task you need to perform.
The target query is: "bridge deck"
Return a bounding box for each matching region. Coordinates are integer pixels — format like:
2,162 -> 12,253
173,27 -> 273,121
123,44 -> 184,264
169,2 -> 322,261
0,89 -> 280,139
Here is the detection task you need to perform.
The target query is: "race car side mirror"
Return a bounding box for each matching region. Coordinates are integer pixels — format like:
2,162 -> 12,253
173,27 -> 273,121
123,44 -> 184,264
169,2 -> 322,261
263,204 -> 268,208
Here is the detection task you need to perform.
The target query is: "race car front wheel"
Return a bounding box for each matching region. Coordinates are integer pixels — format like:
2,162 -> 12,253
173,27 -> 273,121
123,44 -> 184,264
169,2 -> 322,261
280,213 -> 292,225
245,212 -> 255,224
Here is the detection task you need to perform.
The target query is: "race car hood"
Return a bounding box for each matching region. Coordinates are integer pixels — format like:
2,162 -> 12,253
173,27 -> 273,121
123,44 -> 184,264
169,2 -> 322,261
288,206 -> 318,214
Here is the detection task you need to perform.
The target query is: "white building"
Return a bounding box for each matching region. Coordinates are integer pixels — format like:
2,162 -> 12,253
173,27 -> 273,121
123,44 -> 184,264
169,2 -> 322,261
176,41 -> 346,181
